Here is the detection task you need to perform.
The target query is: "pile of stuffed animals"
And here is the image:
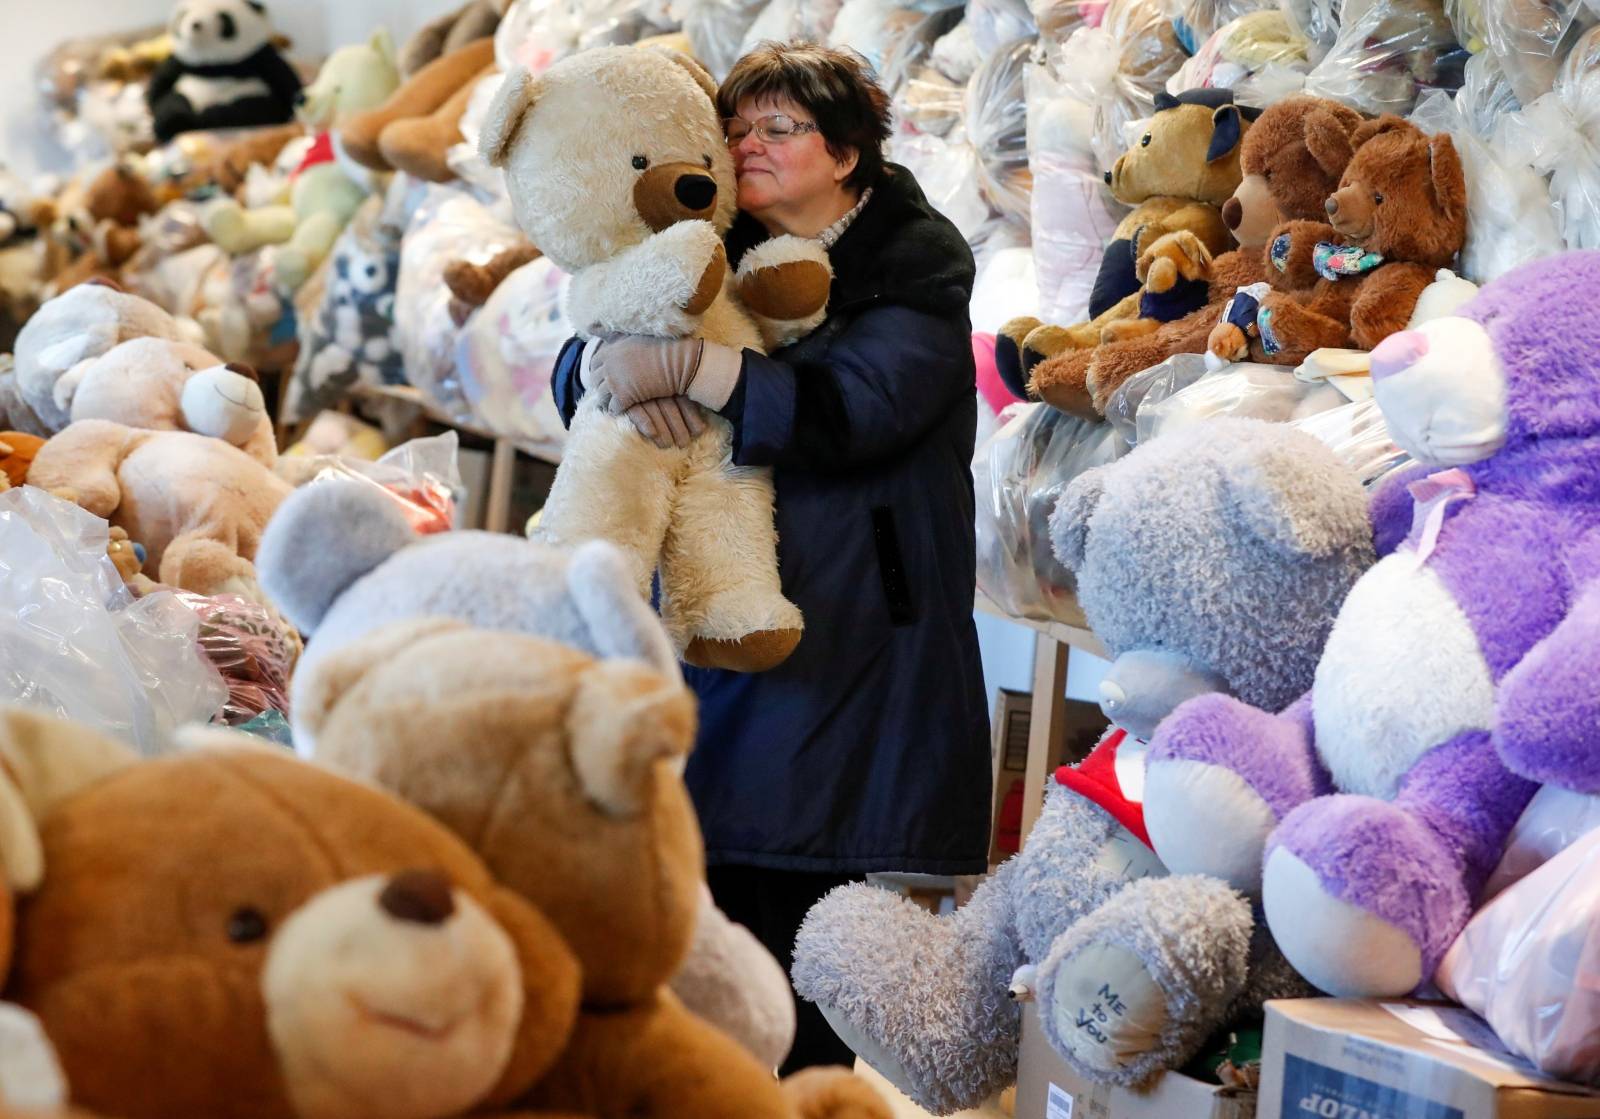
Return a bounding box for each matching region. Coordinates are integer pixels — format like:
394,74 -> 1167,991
2,0 -> 1600,1112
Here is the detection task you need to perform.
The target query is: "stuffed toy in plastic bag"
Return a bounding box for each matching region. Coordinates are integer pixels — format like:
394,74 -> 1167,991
1495,25 -> 1600,251
0,486 -> 226,753
1301,0 -> 1469,114
284,193 -> 406,424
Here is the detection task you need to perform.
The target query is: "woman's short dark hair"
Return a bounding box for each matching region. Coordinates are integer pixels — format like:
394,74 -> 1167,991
718,42 -> 893,195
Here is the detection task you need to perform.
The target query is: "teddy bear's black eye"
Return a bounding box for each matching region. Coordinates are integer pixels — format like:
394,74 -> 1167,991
227,907 -> 269,944
1374,191 -> 1385,205
1141,134 -> 1152,147
632,155 -> 649,171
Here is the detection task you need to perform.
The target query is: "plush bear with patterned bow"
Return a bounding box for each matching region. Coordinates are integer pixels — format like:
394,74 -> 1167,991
1207,115 -> 1467,367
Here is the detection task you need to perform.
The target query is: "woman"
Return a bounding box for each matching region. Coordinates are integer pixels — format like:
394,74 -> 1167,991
550,42 -> 991,1073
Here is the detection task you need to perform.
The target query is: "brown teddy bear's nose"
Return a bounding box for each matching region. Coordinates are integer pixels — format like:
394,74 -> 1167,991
379,869 -> 455,926
1325,196 -> 1340,216
1222,197 -> 1242,230
674,173 -> 717,212
224,362 -> 259,383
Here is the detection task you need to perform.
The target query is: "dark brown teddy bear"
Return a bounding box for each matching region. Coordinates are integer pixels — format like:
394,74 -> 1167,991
1032,95 -> 1367,418
1208,115 -> 1467,367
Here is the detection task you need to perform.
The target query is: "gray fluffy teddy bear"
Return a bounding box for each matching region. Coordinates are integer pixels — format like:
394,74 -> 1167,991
255,477 -> 797,1072
793,418 -> 1375,1113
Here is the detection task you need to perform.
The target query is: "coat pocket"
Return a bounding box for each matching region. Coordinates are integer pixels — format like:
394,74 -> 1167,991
870,505 -> 917,626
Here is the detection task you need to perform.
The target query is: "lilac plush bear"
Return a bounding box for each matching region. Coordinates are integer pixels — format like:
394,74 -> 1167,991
1143,250 -> 1600,998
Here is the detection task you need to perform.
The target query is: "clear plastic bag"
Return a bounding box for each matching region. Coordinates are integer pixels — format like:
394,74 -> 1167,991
1301,0 -> 1469,115
282,432 -> 465,534
1452,50 -> 1524,139
1288,396 -> 1409,486
744,0 -> 850,58
1084,0 -> 1192,172
285,193 -> 407,424
970,243 -> 1040,334
882,7 -> 969,133
678,0 -> 770,80
168,591 -> 299,726
1168,10 -> 1311,93
394,185 -> 519,427
1482,786 -> 1600,902
1495,25 -> 1600,251
889,122 -> 993,241
0,487 -> 226,754
1277,0 -> 1340,58
1408,89 -> 1566,282
828,0 -> 944,73
968,0 -> 1041,53
1165,0 -> 1279,51
496,0 -> 676,74
967,38 -> 1035,226
455,253 -> 573,459
1478,0 -> 1597,105
1437,810 -> 1600,1085
932,20 -> 986,81
1126,359 -> 1345,444
973,402 -> 1125,624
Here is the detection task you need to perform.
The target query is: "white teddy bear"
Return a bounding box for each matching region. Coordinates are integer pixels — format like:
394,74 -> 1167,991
481,45 -> 834,672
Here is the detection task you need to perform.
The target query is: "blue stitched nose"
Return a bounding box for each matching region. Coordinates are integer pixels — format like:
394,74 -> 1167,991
675,173 -> 716,212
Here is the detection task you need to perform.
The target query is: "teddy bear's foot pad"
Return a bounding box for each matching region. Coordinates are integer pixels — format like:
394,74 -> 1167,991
684,627 -> 801,673
739,260 -> 832,322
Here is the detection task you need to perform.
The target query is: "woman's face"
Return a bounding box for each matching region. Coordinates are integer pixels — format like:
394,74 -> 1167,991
729,96 -> 857,215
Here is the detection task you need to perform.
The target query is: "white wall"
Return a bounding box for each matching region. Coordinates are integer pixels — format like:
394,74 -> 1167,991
1,0 -> 466,180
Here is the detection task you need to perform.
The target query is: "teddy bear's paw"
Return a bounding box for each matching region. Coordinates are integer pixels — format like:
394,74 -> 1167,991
1138,231 -> 1212,291
782,1067 -> 894,1119
1035,876 -> 1253,1088
1262,795 -> 1452,999
684,625 -> 801,673
1100,318 -> 1161,345
736,236 -> 833,322
1207,320 -> 1248,363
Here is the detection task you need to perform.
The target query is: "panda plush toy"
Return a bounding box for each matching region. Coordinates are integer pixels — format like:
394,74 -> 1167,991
147,0 -> 302,142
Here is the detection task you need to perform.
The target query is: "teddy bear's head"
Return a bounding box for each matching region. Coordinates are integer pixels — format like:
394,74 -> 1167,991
0,706 -> 581,1119
1051,418 -> 1374,739
295,619 -> 703,1006
1106,88 -> 1261,209
480,46 -> 737,274
1369,250 -> 1600,469
81,164 -> 159,232
66,337 -> 273,464
297,30 -> 400,132
1321,116 -> 1467,267
1222,95 -> 1366,250
168,0 -> 276,66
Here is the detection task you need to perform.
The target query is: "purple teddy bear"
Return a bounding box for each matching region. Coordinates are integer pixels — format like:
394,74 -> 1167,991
1139,250 -> 1600,998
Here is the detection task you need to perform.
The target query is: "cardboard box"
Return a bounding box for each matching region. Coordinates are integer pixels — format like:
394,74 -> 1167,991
988,688 -> 1106,866
1259,1000 -> 1600,1119
1015,1002 -> 1256,1119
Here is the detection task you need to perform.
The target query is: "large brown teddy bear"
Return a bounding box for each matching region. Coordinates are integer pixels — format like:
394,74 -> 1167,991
996,88 -> 1257,381
0,705 -> 588,1119
297,620 -> 891,1119
27,419 -> 292,599
1032,95 -> 1367,417
1207,116 -> 1468,367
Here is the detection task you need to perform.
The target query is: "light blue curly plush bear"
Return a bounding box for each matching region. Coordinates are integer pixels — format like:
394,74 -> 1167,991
793,417 -> 1376,1113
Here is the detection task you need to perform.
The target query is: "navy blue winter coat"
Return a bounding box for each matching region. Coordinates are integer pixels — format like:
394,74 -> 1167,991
551,164 -> 991,875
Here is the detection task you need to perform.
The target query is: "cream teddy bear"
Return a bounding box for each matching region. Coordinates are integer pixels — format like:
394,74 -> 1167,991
481,46 -> 833,672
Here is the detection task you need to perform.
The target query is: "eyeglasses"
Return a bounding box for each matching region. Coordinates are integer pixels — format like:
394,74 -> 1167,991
724,113 -> 820,146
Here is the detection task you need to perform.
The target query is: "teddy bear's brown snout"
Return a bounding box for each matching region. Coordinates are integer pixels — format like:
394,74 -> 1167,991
1325,185 -> 1375,239
634,162 -> 719,232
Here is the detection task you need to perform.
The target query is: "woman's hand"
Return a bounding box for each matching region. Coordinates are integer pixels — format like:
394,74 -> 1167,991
591,335 -> 744,414
625,396 -> 708,449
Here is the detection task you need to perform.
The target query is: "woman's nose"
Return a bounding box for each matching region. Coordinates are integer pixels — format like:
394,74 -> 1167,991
736,131 -> 764,158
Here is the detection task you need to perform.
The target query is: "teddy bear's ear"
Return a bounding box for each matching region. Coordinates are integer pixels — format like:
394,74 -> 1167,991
291,618 -> 468,742
1304,107 -> 1358,178
0,707 -> 136,894
1426,132 -> 1467,232
566,660 -> 696,817
369,27 -> 397,69
1050,465 -> 1110,571
566,539 -> 682,682
1351,113 -> 1412,149
480,67 -> 544,169
652,48 -> 718,104
1220,429 -> 1369,560
1206,105 -> 1247,164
